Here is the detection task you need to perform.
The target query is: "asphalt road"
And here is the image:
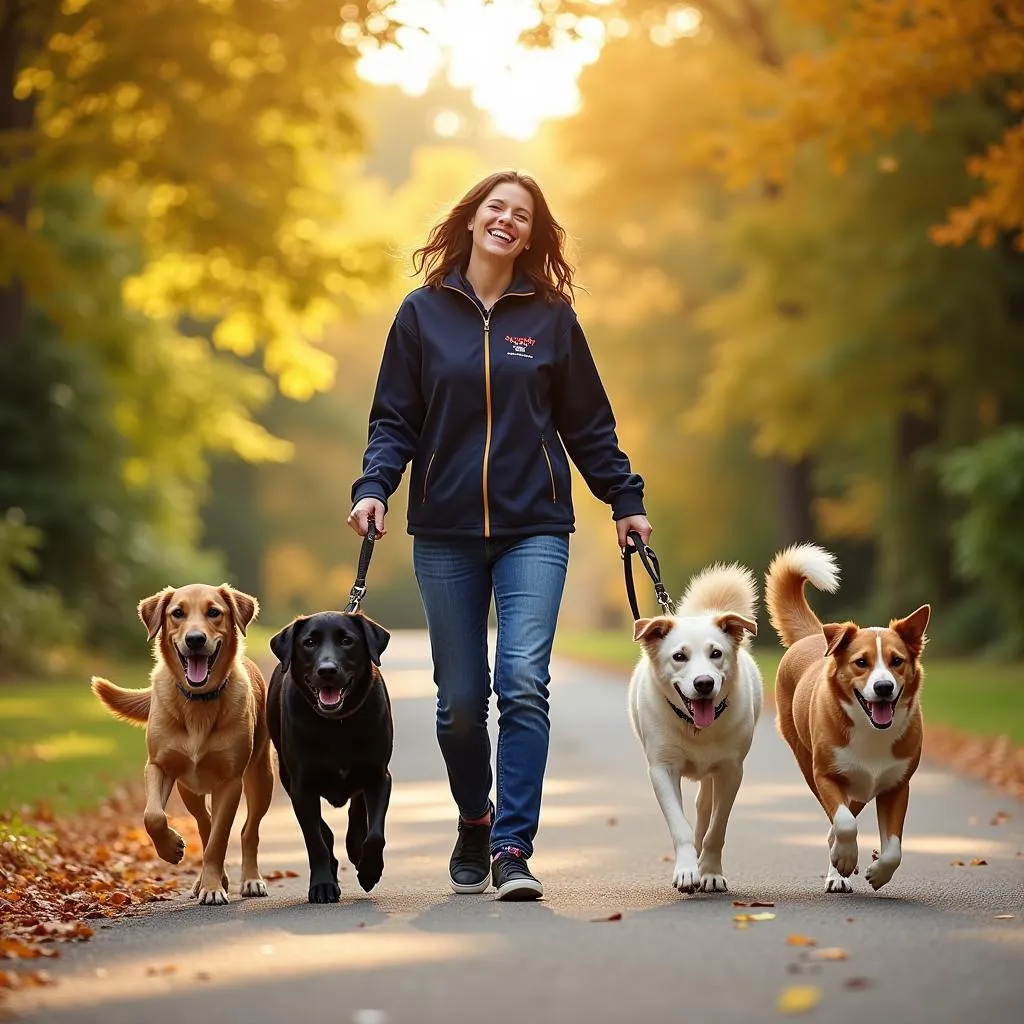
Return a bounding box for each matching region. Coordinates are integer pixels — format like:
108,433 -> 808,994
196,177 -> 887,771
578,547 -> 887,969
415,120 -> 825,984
10,631 -> 1023,1024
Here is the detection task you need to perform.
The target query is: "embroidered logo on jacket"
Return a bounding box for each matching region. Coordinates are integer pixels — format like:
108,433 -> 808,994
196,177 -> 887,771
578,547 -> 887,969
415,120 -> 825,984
505,335 -> 536,359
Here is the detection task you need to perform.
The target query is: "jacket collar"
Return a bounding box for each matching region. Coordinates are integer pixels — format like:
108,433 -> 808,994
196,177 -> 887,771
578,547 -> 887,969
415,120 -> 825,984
442,265 -> 535,303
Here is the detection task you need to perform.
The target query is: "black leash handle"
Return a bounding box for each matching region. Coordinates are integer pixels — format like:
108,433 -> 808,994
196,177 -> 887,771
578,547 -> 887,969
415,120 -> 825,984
344,514 -> 378,613
622,530 -> 672,621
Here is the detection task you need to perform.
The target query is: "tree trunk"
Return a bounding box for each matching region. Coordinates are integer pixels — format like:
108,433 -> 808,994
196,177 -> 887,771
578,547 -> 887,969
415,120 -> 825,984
775,455 -> 815,546
0,3 -> 44,348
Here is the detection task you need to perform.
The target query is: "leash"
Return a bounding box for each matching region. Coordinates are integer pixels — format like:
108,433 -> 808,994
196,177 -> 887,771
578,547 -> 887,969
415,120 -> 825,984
622,529 -> 673,620
344,515 -> 378,613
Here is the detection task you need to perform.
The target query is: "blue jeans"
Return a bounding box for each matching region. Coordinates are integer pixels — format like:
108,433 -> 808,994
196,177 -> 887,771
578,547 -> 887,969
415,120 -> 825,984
412,533 -> 570,859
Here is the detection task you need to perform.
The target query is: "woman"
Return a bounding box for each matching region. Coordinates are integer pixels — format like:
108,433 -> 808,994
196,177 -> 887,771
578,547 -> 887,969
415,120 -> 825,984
348,170 -> 652,901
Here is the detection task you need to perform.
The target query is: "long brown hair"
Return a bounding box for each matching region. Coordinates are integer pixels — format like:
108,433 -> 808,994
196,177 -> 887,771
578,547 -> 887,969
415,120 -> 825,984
412,171 -> 576,305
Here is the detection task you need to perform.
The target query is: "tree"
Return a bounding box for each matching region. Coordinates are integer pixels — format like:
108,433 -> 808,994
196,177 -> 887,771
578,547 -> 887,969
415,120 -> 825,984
0,0 -> 390,396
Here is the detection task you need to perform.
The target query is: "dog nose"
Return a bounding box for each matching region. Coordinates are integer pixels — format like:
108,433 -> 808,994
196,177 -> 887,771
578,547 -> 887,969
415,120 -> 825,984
185,631 -> 207,651
874,680 -> 895,699
316,662 -> 339,679
693,675 -> 715,696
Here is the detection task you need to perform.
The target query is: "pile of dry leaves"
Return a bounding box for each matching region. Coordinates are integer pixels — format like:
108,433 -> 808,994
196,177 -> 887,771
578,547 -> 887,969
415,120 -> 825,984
0,784 -> 196,1004
926,726 -> 1024,801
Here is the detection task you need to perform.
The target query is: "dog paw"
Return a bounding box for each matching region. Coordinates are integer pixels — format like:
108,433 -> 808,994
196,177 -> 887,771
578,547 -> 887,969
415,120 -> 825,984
197,885 -> 229,906
357,836 -> 385,892
672,851 -> 700,893
308,879 -> 341,904
699,873 -> 729,893
829,837 -> 858,878
825,867 -> 854,894
154,828 -> 186,865
865,859 -> 896,891
240,878 -> 268,898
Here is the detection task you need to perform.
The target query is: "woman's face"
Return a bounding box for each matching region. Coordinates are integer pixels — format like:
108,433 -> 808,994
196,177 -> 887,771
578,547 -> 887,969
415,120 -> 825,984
468,182 -> 534,263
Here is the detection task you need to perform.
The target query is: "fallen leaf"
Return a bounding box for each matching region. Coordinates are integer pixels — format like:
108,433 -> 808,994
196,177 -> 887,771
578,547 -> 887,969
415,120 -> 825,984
809,947 -> 848,962
845,917 -> 856,924
990,811 -> 1010,826
733,901 -> 775,908
606,817 -> 618,826
661,855 -> 673,863
970,859 -> 988,866
589,912 -> 622,923
844,977 -> 874,991
776,985 -> 820,1014
284,870 -> 299,878
994,914 -> 1015,920
950,860 -> 965,867
145,965 -> 177,976
786,935 -> 816,947
195,971 -> 211,981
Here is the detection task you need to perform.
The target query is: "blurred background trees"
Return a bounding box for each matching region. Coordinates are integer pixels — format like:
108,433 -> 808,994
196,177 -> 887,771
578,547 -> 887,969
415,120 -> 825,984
2,0 -> 1022,670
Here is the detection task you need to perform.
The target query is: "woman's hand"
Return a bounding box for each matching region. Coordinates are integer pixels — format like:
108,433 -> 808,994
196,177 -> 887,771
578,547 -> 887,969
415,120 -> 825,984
616,514 -> 652,551
347,498 -> 388,538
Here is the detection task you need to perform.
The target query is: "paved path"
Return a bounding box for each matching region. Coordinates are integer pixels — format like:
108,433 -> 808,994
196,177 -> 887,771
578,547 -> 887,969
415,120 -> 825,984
10,631 -> 1023,1023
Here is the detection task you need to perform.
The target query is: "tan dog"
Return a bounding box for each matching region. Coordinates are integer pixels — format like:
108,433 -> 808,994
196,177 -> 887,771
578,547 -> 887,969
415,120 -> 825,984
92,584 -> 273,905
766,544 -> 930,893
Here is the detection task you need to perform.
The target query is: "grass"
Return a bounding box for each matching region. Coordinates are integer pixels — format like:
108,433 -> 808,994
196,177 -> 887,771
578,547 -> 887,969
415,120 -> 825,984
0,658 -> 151,816
554,630 -> 1024,745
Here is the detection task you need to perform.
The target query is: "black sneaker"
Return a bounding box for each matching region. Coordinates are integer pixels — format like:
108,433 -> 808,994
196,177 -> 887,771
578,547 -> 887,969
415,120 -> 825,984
449,812 -> 492,894
491,847 -> 543,901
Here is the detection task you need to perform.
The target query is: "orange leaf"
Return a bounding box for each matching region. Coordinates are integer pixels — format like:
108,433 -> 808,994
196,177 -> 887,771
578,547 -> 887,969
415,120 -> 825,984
776,985 -> 820,1014
786,935 -> 816,947
589,912 -> 622,923
970,859 -> 988,867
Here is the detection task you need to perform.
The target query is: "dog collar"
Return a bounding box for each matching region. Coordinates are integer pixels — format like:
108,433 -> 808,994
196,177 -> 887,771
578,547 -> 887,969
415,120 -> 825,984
176,679 -> 227,702
665,695 -> 728,726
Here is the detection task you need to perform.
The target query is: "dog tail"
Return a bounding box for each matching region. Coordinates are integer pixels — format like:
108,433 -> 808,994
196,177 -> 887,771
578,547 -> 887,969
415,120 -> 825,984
676,563 -> 758,622
91,676 -> 151,726
765,544 -> 839,647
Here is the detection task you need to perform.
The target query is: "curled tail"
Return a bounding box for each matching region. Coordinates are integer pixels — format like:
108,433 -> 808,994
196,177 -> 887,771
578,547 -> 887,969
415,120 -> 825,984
765,544 -> 840,647
676,563 -> 758,622
91,676 -> 151,726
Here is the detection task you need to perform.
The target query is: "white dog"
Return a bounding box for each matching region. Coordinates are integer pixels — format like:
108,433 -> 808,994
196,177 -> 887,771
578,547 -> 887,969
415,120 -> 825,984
628,563 -> 762,893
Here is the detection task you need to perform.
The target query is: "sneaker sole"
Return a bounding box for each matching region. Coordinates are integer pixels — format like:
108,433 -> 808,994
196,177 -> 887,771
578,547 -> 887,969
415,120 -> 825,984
450,874 -> 490,895
495,877 -> 543,901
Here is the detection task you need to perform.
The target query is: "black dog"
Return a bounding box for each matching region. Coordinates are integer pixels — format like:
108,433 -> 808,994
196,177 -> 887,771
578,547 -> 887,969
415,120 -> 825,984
267,610 -> 393,903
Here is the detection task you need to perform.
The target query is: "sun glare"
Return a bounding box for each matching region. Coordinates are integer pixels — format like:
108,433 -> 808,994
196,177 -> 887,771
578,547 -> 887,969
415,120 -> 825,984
350,0 -> 610,140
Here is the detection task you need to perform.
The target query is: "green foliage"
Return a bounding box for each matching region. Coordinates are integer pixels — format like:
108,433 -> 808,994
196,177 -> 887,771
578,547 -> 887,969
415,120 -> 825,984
942,427 -> 1024,656
0,514 -> 79,678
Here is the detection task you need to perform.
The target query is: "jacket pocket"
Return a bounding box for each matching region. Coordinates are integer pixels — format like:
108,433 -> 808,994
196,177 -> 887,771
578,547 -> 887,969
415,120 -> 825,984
540,435 -> 557,503
421,449 -> 437,503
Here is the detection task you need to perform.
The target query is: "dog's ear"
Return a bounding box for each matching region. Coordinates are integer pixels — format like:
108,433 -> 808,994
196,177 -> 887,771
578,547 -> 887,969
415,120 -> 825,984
891,604 -> 930,660
219,584 -> 260,636
138,587 -> 175,641
714,612 -> 757,643
633,616 -> 674,643
269,618 -> 303,673
822,621 -> 858,657
353,612 -> 391,667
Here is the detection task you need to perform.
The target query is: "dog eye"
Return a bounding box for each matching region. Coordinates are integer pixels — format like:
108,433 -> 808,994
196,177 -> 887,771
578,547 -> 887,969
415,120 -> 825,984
891,654 -> 904,667
709,649 -> 722,660
302,636 -> 316,648
206,607 -> 221,619
672,651 -> 688,663
854,656 -> 869,668
340,636 -> 354,647
170,608 -> 185,619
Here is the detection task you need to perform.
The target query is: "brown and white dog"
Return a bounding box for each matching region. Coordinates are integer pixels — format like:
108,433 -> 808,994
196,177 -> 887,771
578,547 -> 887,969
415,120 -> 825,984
766,544 -> 930,893
92,584 -> 273,905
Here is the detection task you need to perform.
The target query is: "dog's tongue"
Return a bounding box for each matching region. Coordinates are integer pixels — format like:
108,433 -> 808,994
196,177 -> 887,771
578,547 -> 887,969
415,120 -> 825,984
692,698 -> 716,728
318,687 -> 342,707
870,701 -> 894,726
186,655 -> 209,684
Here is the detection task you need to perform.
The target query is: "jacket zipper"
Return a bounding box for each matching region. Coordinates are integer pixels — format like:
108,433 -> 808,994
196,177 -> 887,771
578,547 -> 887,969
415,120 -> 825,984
442,282 -> 533,537
421,449 -> 436,503
540,435 -> 557,503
